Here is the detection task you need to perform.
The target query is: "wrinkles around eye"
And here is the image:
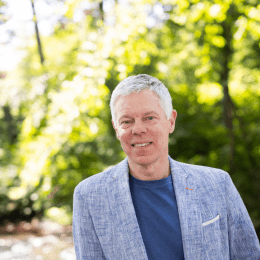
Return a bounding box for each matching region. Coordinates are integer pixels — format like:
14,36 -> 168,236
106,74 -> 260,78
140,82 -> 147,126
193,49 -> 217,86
120,117 -> 156,126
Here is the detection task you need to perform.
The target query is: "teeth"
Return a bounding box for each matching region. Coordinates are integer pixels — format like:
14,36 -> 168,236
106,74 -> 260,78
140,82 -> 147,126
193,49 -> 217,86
134,142 -> 151,147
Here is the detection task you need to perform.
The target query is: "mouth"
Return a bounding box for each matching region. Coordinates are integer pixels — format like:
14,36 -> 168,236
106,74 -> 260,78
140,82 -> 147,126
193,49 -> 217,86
131,142 -> 153,147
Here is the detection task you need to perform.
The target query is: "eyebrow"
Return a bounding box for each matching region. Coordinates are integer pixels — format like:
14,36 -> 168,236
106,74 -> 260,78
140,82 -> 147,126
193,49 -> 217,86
118,110 -> 159,121
143,110 -> 159,116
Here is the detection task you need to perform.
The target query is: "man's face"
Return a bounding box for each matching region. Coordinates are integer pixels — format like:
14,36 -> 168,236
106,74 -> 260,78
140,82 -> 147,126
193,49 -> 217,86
112,89 -> 177,166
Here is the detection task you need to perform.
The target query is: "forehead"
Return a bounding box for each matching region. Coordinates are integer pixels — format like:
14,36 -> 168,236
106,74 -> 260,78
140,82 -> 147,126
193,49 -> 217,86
115,90 -> 164,118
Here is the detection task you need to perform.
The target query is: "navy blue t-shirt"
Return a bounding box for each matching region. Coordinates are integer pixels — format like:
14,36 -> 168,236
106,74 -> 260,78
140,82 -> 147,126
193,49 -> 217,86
129,173 -> 184,260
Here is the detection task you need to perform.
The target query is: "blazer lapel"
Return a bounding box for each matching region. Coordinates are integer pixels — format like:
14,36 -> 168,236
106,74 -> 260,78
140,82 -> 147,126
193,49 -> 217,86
169,156 -> 204,260
107,158 -> 148,260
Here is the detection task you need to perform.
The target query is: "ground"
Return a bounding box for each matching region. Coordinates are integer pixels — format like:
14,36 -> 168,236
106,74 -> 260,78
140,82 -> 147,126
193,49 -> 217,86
0,219 -> 76,260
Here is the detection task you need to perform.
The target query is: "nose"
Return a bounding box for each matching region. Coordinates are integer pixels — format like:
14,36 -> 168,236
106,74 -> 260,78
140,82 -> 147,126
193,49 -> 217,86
132,119 -> 147,135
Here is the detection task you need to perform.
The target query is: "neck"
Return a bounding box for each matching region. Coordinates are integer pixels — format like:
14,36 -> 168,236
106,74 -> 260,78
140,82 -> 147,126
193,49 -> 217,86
128,156 -> 170,181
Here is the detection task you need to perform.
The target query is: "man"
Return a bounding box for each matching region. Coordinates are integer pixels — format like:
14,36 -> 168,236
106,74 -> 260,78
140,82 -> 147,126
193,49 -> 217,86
73,74 -> 260,259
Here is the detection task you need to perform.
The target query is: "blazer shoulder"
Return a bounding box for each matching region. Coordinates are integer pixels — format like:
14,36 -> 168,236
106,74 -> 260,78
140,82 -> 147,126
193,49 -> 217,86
74,165 -> 114,196
176,160 -> 229,184
74,160 -> 125,197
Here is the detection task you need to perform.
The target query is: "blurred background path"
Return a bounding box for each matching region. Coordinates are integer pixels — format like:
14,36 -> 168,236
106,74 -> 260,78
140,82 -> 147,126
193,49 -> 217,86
0,219 -> 75,260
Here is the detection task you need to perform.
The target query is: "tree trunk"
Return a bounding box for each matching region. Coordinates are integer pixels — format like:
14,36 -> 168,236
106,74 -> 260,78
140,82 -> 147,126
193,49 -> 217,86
3,104 -> 17,144
99,1 -> 104,21
221,13 -> 235,174
30,0 -> 45,65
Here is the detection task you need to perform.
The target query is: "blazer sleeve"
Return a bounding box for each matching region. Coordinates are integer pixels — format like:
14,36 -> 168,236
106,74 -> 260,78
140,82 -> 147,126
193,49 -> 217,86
225,172 -> 260,259
73,184 -> 106,260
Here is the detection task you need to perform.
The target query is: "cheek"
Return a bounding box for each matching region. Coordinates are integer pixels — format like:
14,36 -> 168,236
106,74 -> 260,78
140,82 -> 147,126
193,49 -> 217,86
154,129 -> 169,143
118,130 -> 130,143
124,135 -> 132,144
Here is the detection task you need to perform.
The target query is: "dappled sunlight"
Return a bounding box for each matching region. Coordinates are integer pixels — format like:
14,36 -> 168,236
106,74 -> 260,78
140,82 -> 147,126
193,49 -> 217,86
46,207 -> 71,226
0,0 -> 260,253
197,83 -> 223,105
8,187 -> 27,201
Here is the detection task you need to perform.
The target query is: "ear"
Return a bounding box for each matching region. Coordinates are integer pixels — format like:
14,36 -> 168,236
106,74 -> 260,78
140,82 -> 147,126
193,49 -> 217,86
112,120 -> 119,139
169,109 -> 177,134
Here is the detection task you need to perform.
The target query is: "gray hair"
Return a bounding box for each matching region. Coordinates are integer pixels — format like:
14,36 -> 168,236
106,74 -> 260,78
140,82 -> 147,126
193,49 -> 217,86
110,74 -> 173,126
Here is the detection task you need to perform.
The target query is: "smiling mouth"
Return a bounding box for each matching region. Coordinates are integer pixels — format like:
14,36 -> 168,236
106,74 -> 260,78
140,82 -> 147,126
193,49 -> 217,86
132,142 -> 152,147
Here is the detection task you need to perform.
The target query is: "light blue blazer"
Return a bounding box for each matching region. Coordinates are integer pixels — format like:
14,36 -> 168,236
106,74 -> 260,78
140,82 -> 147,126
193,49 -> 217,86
73,156 -> 260,259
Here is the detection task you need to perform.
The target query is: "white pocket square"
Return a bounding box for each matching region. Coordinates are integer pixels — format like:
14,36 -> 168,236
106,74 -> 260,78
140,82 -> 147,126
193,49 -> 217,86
202,214 -> 220,227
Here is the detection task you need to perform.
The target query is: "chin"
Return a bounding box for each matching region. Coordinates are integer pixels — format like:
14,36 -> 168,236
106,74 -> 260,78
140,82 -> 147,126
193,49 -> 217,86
130,154 -> 157,166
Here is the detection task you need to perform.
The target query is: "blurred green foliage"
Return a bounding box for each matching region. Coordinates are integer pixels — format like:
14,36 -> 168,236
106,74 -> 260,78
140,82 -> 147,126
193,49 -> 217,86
0,0 -> 259,237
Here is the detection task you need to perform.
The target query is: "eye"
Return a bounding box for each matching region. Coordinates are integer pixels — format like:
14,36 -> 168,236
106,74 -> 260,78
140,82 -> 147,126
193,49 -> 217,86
147,116 -> 154,120
121,120 -> 131,124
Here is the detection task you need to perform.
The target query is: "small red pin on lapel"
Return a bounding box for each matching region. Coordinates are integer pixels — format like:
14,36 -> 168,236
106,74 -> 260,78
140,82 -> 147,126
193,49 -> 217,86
186,187 -> 193,190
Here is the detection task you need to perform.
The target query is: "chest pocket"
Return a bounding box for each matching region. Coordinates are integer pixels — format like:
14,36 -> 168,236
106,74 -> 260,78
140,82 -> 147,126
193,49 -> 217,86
202,214 -> 220,226
201,214 -> 225,259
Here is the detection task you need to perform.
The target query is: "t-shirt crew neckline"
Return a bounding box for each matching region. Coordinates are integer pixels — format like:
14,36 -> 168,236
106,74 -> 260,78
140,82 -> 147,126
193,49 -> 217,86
129,172 -> 172,186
